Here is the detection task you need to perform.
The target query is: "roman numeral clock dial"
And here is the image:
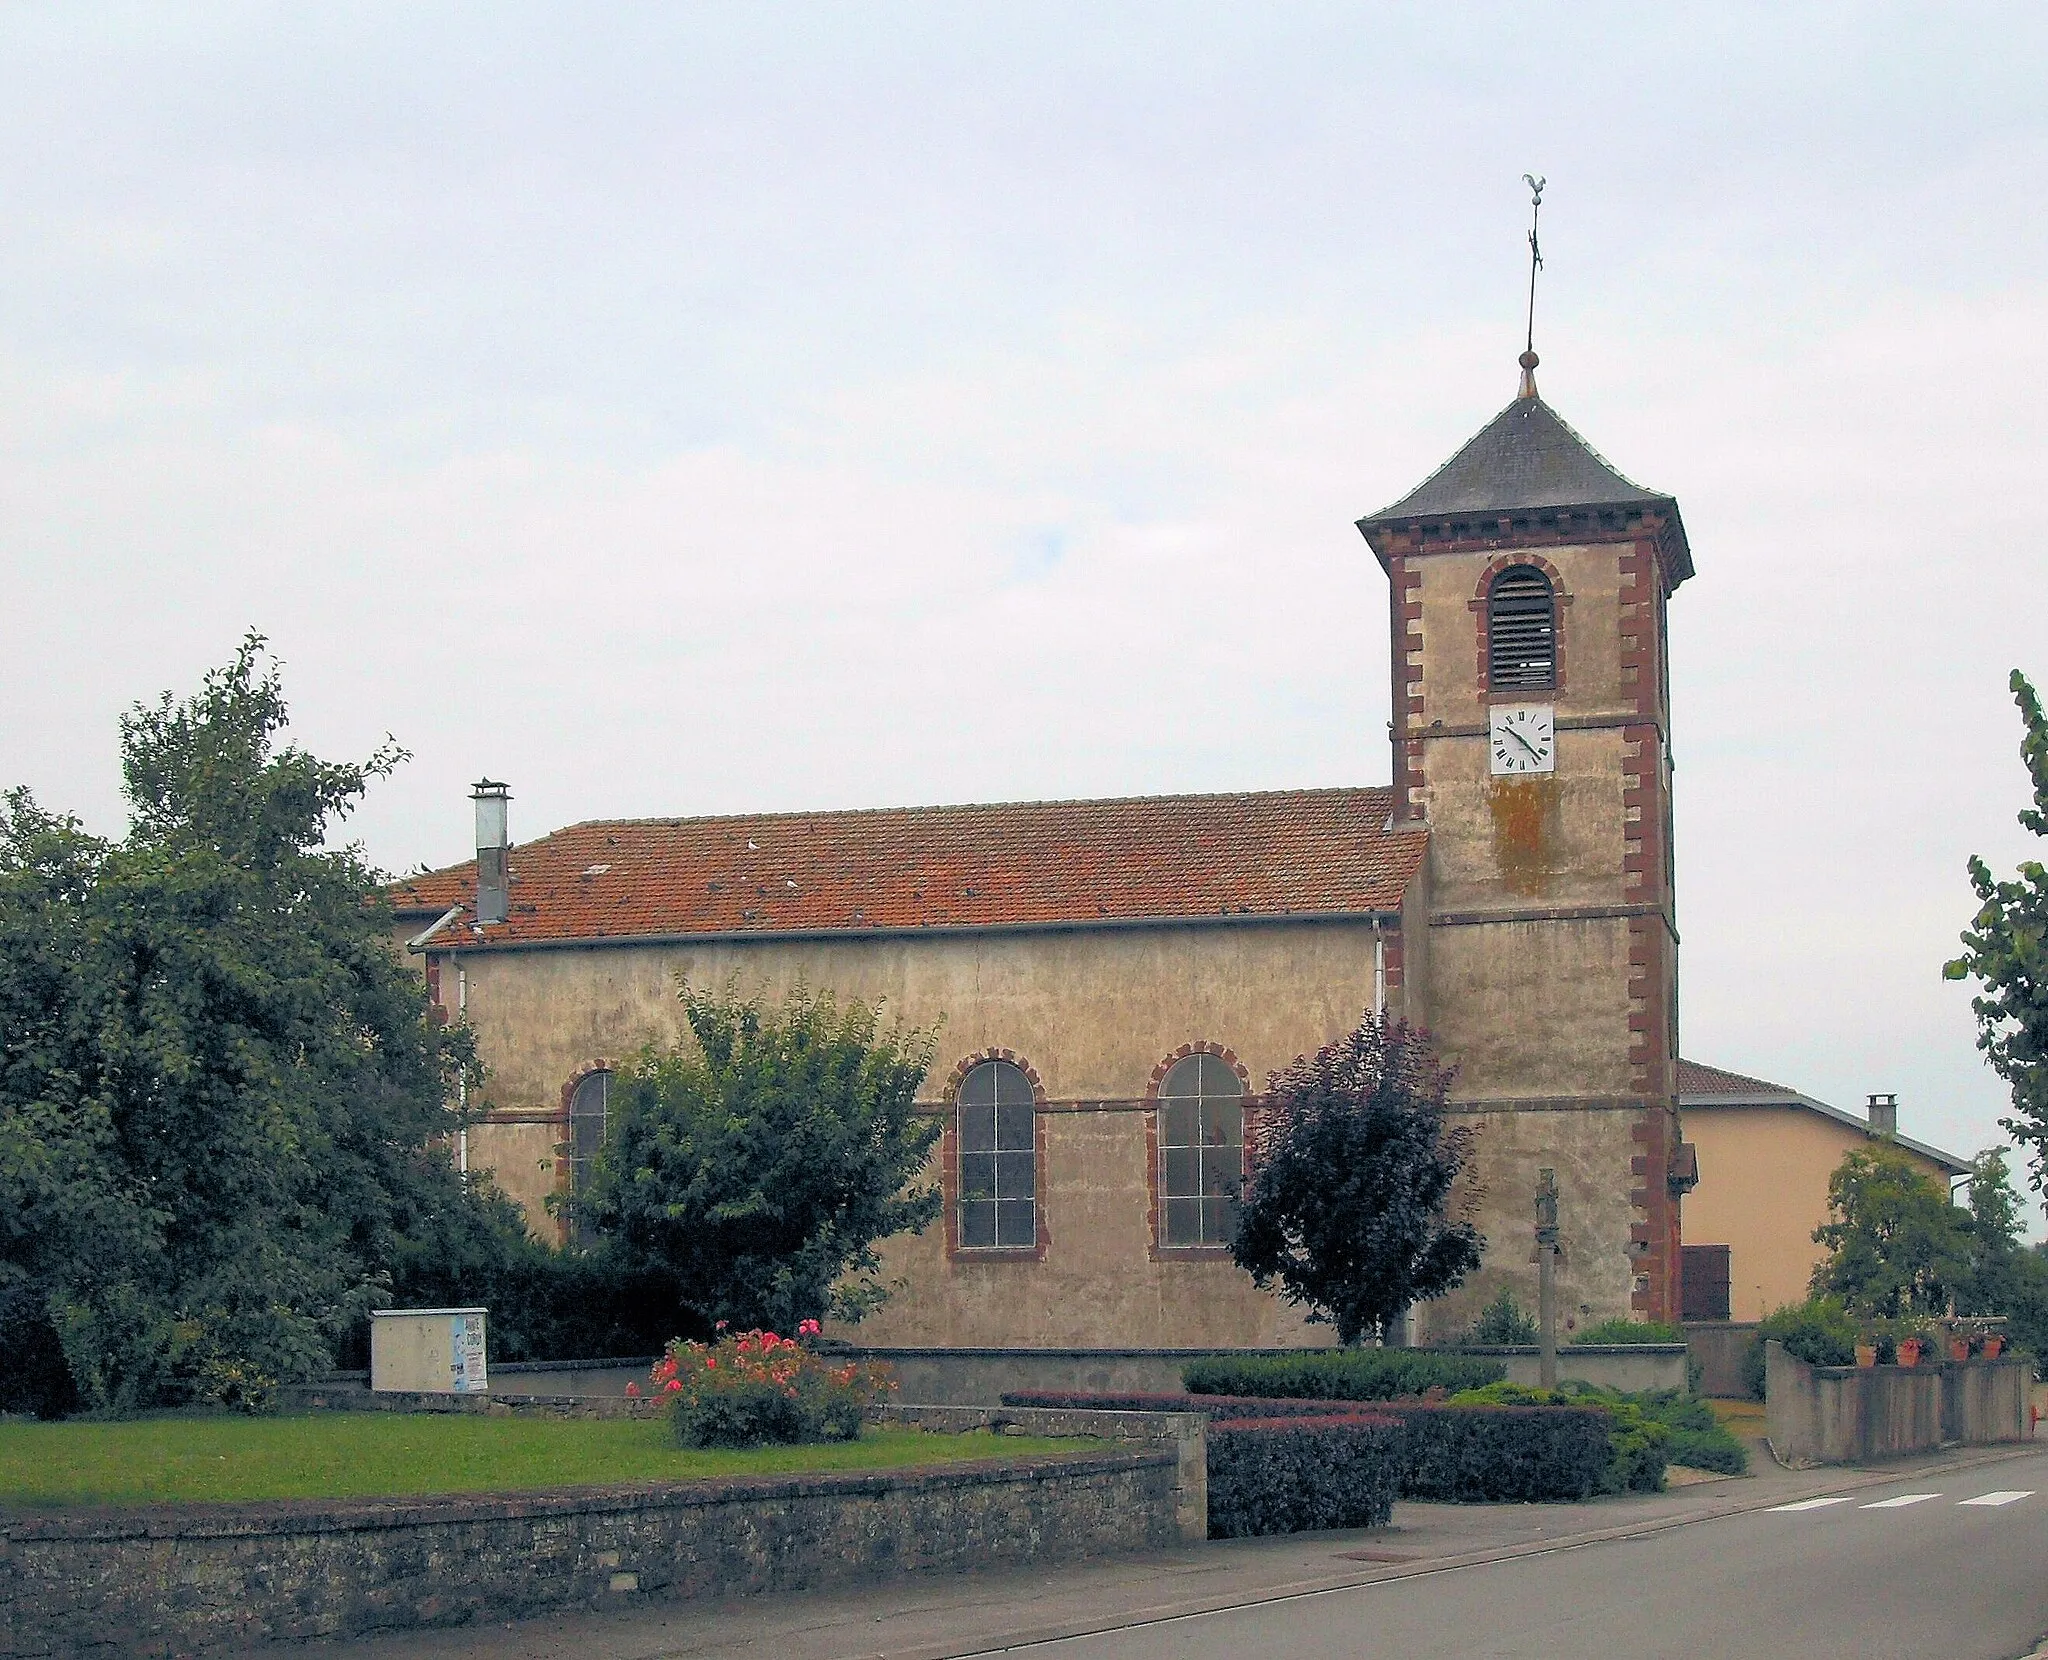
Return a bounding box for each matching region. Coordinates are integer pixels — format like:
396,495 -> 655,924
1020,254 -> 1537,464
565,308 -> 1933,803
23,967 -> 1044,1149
1489,704 -> 1556,776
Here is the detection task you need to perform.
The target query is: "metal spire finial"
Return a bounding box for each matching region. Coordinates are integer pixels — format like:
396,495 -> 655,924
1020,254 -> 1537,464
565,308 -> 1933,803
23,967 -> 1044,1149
1519,173 -> 1545,399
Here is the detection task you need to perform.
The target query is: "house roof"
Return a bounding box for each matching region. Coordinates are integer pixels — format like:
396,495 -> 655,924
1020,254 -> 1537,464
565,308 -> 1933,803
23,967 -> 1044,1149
1356,393 -> 1694,587
1677,1058 -> 1971,1176
386,786 -> 1426,952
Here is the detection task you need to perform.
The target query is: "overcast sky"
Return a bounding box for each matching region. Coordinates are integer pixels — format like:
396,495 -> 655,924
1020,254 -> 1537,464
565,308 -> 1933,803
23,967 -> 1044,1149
6,5 -> 2046,1224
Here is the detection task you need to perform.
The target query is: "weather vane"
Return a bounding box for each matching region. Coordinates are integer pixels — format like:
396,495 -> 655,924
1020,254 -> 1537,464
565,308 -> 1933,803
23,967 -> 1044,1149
1520,173 -> 1545,398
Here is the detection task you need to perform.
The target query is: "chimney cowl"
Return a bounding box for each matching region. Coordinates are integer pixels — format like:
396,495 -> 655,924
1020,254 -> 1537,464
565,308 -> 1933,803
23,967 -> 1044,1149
471,780 -> 511,927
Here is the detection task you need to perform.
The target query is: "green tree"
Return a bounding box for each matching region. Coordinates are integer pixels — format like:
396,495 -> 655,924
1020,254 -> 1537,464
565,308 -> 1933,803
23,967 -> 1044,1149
1231,1014 -> 1483,1345
582,981 -> 943,1334
1946,671 -> 2048,1193
0,636 -> 494,1412
1809,1144 -> 1971,1320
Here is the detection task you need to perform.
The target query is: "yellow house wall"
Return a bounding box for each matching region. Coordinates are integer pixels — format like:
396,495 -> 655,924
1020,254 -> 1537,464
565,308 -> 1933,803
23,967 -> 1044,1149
1682,1106 -> 1959,1321
443,916 -> 1414,1349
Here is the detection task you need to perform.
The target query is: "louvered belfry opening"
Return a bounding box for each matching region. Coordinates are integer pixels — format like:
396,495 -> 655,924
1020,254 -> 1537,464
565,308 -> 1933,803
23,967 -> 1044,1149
1487,564 -> 1557,691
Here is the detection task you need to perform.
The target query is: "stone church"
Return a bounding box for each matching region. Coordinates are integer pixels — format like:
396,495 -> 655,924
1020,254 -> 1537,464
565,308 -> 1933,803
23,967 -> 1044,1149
387,354 -> 1696,1349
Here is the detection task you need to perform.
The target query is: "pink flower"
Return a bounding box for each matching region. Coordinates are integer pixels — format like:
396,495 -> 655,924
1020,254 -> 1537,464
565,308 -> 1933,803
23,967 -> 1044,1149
704,1357 -> 716,1369
798,1318 -> 821,1337
664,1378 -> 682,1392
625,1382 -> 641,1397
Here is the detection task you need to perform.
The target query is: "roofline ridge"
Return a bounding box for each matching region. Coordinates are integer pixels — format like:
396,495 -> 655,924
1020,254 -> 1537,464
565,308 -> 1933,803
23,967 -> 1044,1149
1361,392 -> 1526,522
1539,397 -> 1668,502
466,783 -> 1408,845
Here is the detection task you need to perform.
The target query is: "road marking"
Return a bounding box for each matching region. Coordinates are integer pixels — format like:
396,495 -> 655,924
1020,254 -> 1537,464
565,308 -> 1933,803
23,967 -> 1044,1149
1861,1493 -> 1940,1509
1958,1491 -> 2035,1507
1768,1496 -> 1857,1511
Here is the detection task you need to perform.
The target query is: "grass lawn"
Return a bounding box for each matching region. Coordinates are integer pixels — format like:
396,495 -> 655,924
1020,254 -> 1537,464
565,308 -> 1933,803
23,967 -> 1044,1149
0,1414 -> 1102,1511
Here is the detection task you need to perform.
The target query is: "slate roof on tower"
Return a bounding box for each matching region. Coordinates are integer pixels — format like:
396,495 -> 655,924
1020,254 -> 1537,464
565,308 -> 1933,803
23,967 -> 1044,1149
1356,393 -> 1694,586
387,787 -> 1427,950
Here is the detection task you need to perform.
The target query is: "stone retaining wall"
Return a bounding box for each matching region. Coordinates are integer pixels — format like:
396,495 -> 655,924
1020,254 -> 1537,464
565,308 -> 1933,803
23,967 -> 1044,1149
1764,1340 -> 2031,1465
0,1439 -> 1183,1658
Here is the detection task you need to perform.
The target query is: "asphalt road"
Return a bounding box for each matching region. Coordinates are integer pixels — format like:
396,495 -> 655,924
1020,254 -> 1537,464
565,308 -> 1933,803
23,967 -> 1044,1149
992,1449 -> 2048,1660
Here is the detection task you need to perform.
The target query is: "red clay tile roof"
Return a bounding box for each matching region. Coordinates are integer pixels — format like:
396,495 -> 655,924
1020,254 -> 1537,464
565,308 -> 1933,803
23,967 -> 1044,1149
385,787 -> 1423,950
1675,1059 -> 1804,1099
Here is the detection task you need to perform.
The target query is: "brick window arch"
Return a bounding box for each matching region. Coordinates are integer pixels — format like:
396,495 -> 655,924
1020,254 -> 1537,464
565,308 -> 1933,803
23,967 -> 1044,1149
1145,1043 -> 1252,1256
559,1059 -> 619,1249
1471,552 -> 1571,698
941,1049 -> 1048,1259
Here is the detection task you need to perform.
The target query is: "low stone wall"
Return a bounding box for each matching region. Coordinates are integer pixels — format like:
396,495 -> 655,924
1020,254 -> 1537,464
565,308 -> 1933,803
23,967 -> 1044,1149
0,1431 -> 1185,1658
1437,1345 -> 1690,1393
837,1344 -> 1688,1403
1681,1323 -> 1761,1398
1764,1340 -> 2031,1465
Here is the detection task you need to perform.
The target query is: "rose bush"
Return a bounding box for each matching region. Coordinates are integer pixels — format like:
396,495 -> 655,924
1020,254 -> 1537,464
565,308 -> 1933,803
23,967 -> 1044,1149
629,1319 -> 897,1447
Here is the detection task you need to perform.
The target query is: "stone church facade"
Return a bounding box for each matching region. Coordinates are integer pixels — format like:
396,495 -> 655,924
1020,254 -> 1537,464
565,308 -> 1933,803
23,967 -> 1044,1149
388,364 -> 1698,1348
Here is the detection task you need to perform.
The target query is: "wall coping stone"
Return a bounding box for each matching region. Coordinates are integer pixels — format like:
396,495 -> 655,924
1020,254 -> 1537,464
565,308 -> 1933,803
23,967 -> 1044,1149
0,1447 -> 1169,1544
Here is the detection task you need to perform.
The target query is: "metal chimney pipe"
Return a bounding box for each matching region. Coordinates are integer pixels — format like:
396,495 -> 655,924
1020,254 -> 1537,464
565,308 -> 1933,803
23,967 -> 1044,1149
472,779 -> 511,927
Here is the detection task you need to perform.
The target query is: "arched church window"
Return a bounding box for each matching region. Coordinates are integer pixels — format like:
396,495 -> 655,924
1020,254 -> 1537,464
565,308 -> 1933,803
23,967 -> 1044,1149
1487,564 -> 1558,692
957,1060 -> 1036,1249
567,1069 -> 611,1247
1157,1053 -> 1244,1247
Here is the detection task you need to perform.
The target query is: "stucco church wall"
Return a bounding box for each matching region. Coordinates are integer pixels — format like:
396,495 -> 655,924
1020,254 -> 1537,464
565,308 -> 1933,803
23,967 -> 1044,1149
1418,1101 -> 1642,1342
1423,917 -> 1637,1101
445,917 -> 1407,1349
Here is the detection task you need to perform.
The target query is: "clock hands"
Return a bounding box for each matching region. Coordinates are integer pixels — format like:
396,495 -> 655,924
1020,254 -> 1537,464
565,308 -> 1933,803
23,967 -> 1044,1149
1507,723 -> 1545,763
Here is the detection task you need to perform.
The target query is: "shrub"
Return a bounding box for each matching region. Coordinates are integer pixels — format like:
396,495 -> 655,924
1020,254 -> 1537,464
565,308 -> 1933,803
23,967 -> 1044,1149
1183,1350 -> 1505,1401
1206,1415 -> 1403,1537
1389,1401 -> 1616,1500
1742,1299 -> 1859,1400
1000,1390 -> 1614,1503
650,1323 -> 895,1447
1569,1318 -> 1684,1345
1463,1289 -> 1539,1345
1446,1382 -> 1667,1493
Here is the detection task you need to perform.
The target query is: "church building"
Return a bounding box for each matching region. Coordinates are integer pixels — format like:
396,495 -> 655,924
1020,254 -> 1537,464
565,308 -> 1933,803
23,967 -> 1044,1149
388,352 -> 1699,1349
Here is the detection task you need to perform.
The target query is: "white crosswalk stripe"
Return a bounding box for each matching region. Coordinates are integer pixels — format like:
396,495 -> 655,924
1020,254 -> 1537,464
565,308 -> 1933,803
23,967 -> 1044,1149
1957,1490 -> 2034,1507
1768,1496 -> 1857,1512
1861,1493 -> 1940,1508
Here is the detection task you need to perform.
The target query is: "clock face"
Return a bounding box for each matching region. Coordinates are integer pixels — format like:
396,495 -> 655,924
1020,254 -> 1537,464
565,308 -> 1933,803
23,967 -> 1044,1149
1489,704 -> 1556,776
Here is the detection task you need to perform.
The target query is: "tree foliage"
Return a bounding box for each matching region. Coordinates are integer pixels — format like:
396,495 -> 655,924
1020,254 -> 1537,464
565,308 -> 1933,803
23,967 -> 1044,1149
0,635 -> 503,1413
1947,670 -> 2048,1192
1809,1144 -> 1971,1320
1230,1014 -> 1483,1345
581,981 -> 943,1334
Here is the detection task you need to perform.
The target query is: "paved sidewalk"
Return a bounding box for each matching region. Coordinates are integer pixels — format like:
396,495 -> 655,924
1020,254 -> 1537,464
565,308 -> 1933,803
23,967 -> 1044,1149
276,1441 -> 2041,1660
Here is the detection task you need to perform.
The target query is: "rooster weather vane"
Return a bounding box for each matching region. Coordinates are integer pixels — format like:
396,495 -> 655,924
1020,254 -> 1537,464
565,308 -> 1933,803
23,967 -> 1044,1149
1519,173 -> 1546,397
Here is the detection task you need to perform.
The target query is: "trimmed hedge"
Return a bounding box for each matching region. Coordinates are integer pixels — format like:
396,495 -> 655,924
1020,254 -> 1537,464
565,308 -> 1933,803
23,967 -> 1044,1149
1183,1350 -> 1505,1401
1388,1402 -> 1615,1501
1000,1390 -> 1615,1503
1206,1415 -> 1404,1537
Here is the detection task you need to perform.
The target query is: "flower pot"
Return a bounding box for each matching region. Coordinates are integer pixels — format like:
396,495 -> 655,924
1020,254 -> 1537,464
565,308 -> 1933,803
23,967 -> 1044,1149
1896,1338 -> 1923,1368
1950,1338 -> 1973,1362
1984,1336 -> 2006,1359
1855,1344 -> 1878,1368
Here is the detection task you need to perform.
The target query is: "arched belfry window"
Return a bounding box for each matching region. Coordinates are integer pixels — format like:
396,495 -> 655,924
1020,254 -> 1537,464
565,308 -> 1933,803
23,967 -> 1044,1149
957,1060 -> 1037,1248
1487,564 -> 1558,692
567,1069 -> 611,1247
1157,1053 -> 1244,1247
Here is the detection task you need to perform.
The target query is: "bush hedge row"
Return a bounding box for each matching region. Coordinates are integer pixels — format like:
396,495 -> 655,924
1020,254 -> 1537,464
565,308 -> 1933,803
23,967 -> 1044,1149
1182,1350 -> 1506,1401
1206,1415 -> 1404,1537
999,1390 -> 1616,1504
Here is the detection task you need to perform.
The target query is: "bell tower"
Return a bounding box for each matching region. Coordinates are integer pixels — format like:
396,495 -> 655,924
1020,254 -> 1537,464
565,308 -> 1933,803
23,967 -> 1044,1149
1356,355 -> 1696,1329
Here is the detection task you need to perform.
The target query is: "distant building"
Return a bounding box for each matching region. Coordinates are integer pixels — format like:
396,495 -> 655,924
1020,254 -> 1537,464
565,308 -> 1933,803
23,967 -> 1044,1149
388,353 -> 1700,1347
1676,1060 -> 1970,1322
